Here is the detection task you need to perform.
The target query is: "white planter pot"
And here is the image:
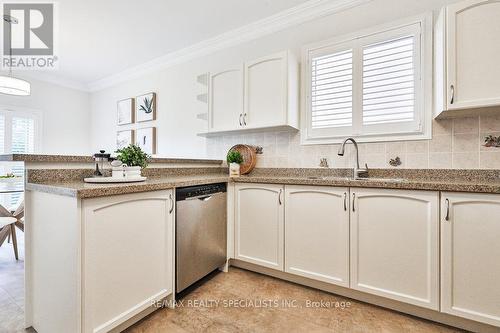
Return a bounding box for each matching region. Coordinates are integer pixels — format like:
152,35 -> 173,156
125,166 -> 141,178
229,163 -> 240,177
112,166 -> 142,178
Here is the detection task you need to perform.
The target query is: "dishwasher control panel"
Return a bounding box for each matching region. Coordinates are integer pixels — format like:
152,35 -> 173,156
176,183 -> 227,201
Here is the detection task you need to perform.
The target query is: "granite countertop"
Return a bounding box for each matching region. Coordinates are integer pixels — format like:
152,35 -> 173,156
0,153 -> 223,165
25,167 -> 500,198
232,175 -> 500,194
26,174 -> 231,198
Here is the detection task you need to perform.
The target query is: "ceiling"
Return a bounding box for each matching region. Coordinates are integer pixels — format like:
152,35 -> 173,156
24,0 -> 312,87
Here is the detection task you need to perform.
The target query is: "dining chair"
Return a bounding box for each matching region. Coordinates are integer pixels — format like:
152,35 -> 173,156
0,216 -> 18,260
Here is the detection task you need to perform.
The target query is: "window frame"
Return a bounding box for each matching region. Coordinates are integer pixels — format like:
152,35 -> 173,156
301,13 -> 433,145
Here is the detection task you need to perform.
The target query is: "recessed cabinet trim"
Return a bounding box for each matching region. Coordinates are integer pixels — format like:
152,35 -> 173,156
284,186 -> 350,287
201,50 -> 298,135
441,192 -> 500,327
435,0 -> 500,116
208,67 -> 244,132
350,188 -> 439,310
234,183 -> 285,270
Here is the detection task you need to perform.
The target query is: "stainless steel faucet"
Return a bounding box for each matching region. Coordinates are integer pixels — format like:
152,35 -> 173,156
338,138 -> 368,179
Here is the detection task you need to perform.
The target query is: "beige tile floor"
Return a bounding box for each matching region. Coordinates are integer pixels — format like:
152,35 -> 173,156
125,268 -> 463,333
0,231 -> 35,333
0,236 -> 463,333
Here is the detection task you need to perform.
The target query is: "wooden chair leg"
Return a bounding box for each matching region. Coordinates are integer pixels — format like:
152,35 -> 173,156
10,224 -> 18,260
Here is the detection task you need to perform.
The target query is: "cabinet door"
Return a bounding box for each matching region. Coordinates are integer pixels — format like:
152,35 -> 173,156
234,183 -> 284,270
244,51 -> 288,128
441,192 -> 500,327
350,188 -> 439,310
446,0 -> 500,109
285,186 -> 349,287
82,190 -> 174,333
209,68 -> 243,132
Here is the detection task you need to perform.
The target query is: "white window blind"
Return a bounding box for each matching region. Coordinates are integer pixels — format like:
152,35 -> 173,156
303,17 -> 430,144
311,50 -> 353,129
362,36 -> 415,126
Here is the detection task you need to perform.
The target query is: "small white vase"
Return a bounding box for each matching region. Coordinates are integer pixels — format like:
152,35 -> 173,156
229,163 -> 240,177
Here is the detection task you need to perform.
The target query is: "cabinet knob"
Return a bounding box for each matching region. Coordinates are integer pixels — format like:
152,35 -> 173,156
239,114 -> 243,126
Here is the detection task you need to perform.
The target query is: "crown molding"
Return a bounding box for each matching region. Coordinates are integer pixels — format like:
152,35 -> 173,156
16,71 -> 90,92
88,0 -> 372,92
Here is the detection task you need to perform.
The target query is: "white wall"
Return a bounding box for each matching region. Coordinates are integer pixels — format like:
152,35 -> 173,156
89,0 -> 460,161
0,77 -> 91,154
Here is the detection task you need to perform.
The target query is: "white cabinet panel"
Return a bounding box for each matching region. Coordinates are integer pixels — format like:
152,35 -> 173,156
82,190 -> 174,333
350,188 -> 439,310
441,192 -> 500,327
244,52 -> 287,127
234,183 -> 284,270
285,186 -> 349,287
436,0 -> 500,115
209,68 -> 243,132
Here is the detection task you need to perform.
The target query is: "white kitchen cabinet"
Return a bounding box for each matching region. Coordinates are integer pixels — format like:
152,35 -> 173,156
208,68 -> 243,132
27,189 -> 175,333
244,51 -> 298,129
350,188 -> 439,310
82,190 -> 175,333
435,0 -> 500,116
441,192 -> 500,327
285,186 -> 349,287
234,183 -> 284,270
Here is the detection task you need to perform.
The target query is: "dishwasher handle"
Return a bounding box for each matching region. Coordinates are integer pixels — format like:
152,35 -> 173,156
184,194 -> 215,201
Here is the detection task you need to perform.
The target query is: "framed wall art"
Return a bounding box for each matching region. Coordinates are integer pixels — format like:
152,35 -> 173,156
117,98 -> 134,125
135,92 -> 156,122
116,130 -> 134,150
135,127 -> 157,154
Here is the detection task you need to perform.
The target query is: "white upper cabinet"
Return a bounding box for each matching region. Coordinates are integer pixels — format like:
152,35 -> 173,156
350,188 -> 439,310
435,0 -> 500,117
441,192 -> 500,327
285,186 -> 349,287
244,51 -> 298,130
204,51 -> 298,134
209,68 -> 243,132
234,183 -> 284,270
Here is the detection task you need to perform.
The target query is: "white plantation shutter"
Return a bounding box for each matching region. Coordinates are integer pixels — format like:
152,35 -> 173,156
12,116 -> 35,153
362,36 -> 416,126
0,110 -> 40,207
0,115 -> 5,154
311,50 -> 353,129
304,19 -> 428,143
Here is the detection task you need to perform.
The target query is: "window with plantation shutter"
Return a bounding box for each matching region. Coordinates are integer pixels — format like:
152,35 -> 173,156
12,116 -> 36,153
0,109 -> 40,207
311,50 -> 353,129
362,36 -> 415,126
303,16 -> 431,144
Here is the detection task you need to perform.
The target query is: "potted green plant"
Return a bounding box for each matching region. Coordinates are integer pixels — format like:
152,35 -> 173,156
115,144 -> 150,178
227,150 -> 243,177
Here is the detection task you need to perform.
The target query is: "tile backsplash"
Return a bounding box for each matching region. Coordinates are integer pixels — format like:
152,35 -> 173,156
206,114 -> 500,169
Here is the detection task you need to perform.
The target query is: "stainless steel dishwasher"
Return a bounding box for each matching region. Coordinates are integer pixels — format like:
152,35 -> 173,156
175,183 -> 227,293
